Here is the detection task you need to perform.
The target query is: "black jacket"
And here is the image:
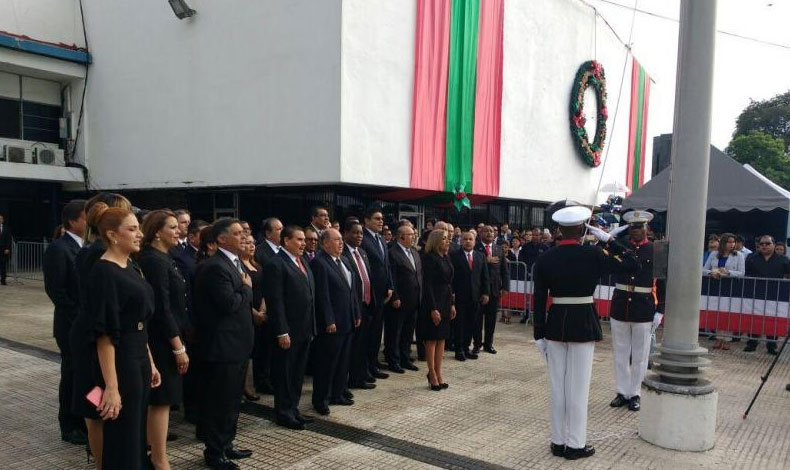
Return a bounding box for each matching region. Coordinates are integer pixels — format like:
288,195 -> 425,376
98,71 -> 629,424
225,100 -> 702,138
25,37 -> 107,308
361,228 -> 392,304
138,246 -> 188,341
174,244 -> 198,327
194,251 -> 255,362
450,249 -> 490,303
43,234 -> 81,339
311,251 -> 359,335
610,240 -> 666,322
476,243 -> 510,295
254,241 -> 278,271
263,250 -> 316,342
533,240 -> 639,342
0,225 -> 11,252
388,243 -> 423,312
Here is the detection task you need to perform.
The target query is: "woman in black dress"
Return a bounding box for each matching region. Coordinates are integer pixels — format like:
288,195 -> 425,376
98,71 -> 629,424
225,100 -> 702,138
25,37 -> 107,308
420,229 -> 455,391
138,210 -> 190,469
80,203 -> 161,470
71,193 -> 133,470
241,234 -> 265,401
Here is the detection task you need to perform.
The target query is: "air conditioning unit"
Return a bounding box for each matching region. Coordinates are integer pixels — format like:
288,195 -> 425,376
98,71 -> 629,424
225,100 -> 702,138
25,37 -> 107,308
2,145 -> 30,163
34,147 -> 65,166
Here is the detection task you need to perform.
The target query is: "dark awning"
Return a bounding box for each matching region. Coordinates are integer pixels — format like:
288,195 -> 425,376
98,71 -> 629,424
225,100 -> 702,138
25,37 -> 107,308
623,145 -> 790,212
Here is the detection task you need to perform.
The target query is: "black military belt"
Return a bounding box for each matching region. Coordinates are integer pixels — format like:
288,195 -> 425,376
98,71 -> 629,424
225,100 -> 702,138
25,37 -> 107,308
615,283 -> 652,294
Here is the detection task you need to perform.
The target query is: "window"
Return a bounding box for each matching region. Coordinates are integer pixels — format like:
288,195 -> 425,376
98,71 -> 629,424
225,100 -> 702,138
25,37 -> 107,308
0,72 -> 62,145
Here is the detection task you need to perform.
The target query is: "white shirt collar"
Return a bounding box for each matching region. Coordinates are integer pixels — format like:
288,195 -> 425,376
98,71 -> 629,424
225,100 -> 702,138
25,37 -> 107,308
218,247 -> 240,266
398,242 -> 411,253
464,249 -> 474,255
65,231 -> 84,248
282,249 -> 300,267
365,227 -> 379,238
265,239 -> 281,253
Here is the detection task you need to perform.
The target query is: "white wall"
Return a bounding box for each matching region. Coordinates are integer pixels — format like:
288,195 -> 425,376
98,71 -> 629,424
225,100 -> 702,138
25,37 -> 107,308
0,0 -> 86,49
83,0 -> 342,189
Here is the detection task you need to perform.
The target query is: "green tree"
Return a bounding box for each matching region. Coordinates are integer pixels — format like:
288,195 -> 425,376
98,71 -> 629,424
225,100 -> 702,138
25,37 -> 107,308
726,131 -> 790,188
732,91 -> 790,153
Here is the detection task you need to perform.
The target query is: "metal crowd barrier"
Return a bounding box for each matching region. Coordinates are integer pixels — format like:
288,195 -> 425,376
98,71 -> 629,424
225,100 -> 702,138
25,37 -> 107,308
502,260 -> 531,322
11,240 -> 47,282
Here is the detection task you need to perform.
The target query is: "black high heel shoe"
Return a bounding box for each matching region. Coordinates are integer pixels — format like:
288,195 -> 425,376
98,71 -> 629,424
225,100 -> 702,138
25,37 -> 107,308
426,374 -> 441,391
440,383 -> 449,389
85,443 -> 92,464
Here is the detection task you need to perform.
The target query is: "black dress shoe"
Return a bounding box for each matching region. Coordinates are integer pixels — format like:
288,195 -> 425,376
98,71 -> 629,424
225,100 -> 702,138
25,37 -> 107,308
609,394 -> 628,408
388,365 -> 405,373
364,375 -> 377,383
483,346 -> 497,354
786,383 -> 790,391
550,443 -> 565,457
471,347 -> 480,354
61,429 -> 88,445
343,390 -> 354,400
564,445 -> 595,460
372,370 -> 390,379
313,404 -> 330,415
225,448 -> 253,460
440,383 -> 449,389
296,414 -> 315,424
330,397 -> 354,406
454,353 -> 467,361
628,396 -> 641,411
276,417 -> 305,430
349,382 -> 376,390
402,362 -> 419,371
205,456 -> 239,470
464,351 -> 478,360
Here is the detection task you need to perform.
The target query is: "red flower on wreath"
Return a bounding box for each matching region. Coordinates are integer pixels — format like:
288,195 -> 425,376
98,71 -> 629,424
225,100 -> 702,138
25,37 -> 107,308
573,111 -> 586,128
593,151 -> 601,166
590,61 -> 603,79
455,191 -> 467,201
601,106 -> 609,120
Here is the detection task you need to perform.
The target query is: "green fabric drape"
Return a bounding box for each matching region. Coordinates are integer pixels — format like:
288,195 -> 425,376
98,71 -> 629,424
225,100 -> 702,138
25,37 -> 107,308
444,0 -> 480,194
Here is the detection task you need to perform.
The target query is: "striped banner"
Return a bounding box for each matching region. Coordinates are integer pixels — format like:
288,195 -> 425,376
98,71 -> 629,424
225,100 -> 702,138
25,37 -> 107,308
626,58 -> 651,194
411,0 -> 504,199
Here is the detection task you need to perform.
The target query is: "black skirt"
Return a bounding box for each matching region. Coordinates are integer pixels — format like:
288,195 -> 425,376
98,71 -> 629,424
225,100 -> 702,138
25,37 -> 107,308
148,337 -> 183,405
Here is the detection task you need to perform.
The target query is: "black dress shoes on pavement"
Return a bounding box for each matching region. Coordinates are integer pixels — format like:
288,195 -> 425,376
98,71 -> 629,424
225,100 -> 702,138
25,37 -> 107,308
455,352 -> 467,361
225,449 -> 253,460
276,417 -> 305,430
350,382 -> 376,390
313,404 -> 331,416
550,443 -> 565,457
330,397 -> 354,406
61,429 -> 88,445
296,414 -> 314,424
483,346 -> 497,354
609,394 -> 628,408
471,347 -> 480,355
372,370 -> 390,379
564,445 -> 595,460
388,364 -> 406,373
205,457 -> 239,470
402,362 -> 419,371
464,351 -> 479,360
343,390 -> 354,400
628,396 -> 641,411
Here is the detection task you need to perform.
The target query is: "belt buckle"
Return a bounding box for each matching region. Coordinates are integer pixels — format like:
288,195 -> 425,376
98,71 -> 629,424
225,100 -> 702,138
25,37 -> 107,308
626,285 -> 635,293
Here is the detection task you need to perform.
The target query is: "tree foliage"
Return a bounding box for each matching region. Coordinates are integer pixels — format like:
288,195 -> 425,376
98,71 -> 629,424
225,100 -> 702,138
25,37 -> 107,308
728,90 -> 790,189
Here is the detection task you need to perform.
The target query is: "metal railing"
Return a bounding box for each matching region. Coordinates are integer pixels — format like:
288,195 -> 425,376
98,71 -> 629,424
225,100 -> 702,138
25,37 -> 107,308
11,240 -> 47,281
502,260 -> 531,322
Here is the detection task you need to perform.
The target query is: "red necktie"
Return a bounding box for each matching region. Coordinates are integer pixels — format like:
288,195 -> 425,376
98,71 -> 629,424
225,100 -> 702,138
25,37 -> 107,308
485,245 -> 492,257
296,256 -> 307,276
354,250 -> 371,305
467,252 -> 473,269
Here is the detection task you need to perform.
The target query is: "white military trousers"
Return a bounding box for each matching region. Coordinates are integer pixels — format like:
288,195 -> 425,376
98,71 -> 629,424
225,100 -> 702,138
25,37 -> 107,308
610,318 -> 652,399
546,340 -> 594,449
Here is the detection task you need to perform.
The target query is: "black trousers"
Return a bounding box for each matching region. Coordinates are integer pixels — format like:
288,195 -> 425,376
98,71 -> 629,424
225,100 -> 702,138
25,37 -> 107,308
475,295 -> 499,349
272,337 -> 311,421
0,253 -> 7,283
252,322 -> 273,390
103,353 -> 150,470
366,302 -> 385,373
312,333 -> 352,407
349,304 -> 373,385
182,338 -> 202,425
453,300 -> 477,354
55,335 -> 84,434
384,304 -> 417,367
201,361 -> 245,460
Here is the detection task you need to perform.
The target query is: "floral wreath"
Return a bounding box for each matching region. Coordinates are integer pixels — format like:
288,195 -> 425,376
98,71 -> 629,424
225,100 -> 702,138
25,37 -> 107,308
570,60 -> 608,167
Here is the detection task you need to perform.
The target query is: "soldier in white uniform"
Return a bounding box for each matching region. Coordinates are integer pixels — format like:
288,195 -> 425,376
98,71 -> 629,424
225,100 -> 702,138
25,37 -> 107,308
533,205 -> 637,460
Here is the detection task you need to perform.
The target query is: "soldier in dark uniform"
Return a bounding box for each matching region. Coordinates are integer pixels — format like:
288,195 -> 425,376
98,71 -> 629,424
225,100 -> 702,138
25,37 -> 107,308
533,205 -> 637,461
608,210 -> 666,412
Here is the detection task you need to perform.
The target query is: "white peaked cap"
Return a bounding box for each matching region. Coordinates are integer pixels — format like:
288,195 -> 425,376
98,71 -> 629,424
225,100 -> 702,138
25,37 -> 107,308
551,206 -> 592,226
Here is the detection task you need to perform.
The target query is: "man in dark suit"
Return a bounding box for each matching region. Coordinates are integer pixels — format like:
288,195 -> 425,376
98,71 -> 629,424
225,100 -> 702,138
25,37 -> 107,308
252,217 -> 283,394
309,205 -> 330,235
475,225 -> 510,354
174,218 -> 208,425
450,231 -> 490,361
310,229 -> 360,415
168,209 -> 191,257
304,225 -> 319,261
342,221 -> 377,390
42,200 -> 87,445
385,224 -> 422,373
194,218 -> 255,470
263,225 -> 316,430
361,207 -> 393,380
0,213 -> 10,285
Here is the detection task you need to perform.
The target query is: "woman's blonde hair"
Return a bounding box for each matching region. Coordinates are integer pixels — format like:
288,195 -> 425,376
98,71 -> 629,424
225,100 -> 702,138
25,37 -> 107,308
424,229 -> 448,255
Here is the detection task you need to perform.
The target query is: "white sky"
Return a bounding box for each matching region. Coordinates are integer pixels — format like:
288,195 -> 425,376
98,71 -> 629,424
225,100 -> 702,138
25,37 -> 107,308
586,0 -> 790,151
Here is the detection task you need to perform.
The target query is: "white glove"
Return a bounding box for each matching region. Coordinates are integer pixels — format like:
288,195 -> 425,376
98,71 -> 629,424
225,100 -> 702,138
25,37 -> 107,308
585,224 -> 611,243
535,339 -> 547,356
609,224 -> 630,238
651,312 -> 664,334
